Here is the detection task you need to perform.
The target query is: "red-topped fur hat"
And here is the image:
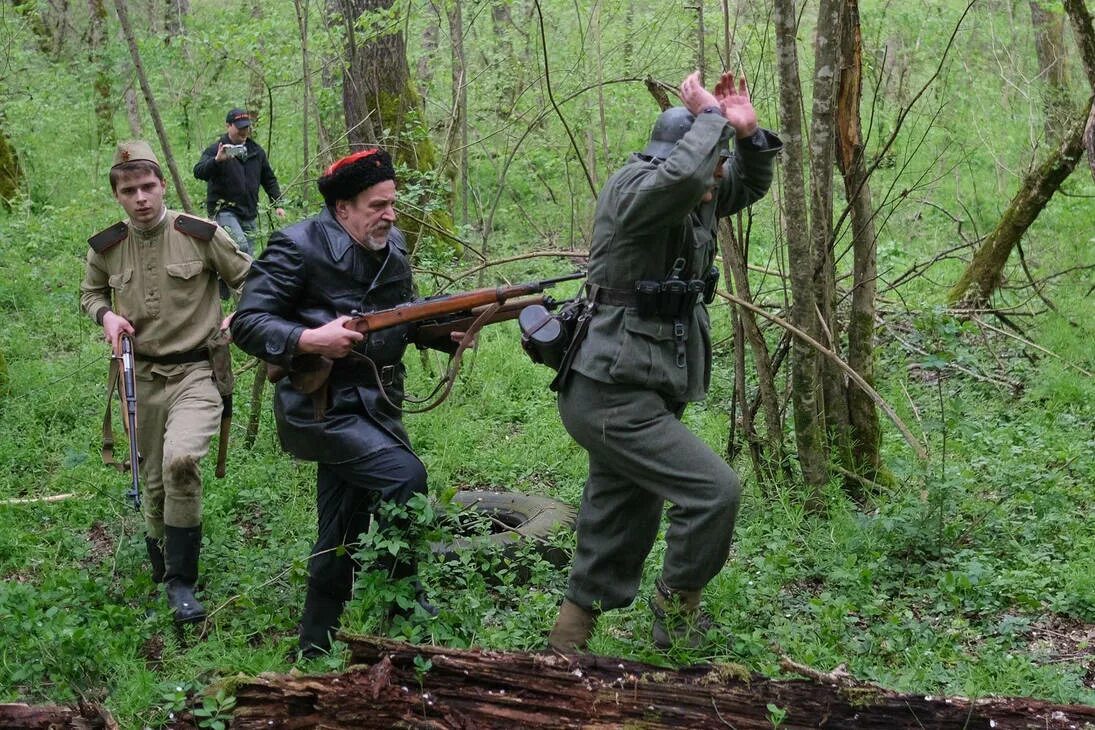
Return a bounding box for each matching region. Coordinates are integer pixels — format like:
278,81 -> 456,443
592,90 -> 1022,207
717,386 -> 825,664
317,148 -> 396,206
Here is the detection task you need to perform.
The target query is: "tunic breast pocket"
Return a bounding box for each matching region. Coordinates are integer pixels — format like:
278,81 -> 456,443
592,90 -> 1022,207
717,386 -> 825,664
164,260 -> 209,308
108,268 -> 134,293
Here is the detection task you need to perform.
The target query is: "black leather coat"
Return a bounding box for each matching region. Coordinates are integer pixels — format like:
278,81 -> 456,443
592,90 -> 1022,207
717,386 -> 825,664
231,209 -> 417,463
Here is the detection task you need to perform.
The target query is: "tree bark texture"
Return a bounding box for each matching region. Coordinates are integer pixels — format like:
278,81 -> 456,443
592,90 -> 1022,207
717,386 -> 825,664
87,0 -> 115,147
1030,1 -> 1072,144
835,0 -> 881,486
0,126 -> 23,204
773,0 -> 828,491
246,1 -> 266,120
164,0 -> 188,38
111,0 -> 194,214
1062,0 -> 1095,180
948,97 -> 1092,304
719,219 -> 787,486
217,636 -> 1095,729
0,701 -> 115,729
809,0 -> 853,493
293,0 -> 312,173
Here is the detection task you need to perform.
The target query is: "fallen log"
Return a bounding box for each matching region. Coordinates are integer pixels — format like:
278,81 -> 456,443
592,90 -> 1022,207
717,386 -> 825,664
224,635 -> 1095,729
0,702 -> 115,729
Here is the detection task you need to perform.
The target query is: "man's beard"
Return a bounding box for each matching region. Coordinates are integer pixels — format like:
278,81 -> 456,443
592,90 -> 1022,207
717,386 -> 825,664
360,226 -> 390,251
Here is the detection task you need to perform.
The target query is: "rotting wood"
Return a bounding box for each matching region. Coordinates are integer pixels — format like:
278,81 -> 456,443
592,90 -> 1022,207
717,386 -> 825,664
0,701 -> 115,729
219,636 -> 1095,729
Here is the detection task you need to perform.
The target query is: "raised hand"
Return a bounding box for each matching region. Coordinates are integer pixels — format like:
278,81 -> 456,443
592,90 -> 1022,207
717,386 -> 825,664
679,71 -> 720,116
714,71 -> 758,138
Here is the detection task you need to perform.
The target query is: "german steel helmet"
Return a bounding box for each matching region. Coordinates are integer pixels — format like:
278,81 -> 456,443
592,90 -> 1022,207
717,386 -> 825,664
642,106 -> 695,159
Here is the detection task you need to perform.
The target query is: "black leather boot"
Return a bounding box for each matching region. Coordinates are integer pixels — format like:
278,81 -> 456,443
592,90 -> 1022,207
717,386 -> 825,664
163,525 -> 206,624
145,535 -> 165,584
299,587 -> 346,658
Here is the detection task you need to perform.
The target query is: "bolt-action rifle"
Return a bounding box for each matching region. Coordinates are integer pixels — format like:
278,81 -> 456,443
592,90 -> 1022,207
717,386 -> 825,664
118,333 -> 141,511
267,272 -> 584,395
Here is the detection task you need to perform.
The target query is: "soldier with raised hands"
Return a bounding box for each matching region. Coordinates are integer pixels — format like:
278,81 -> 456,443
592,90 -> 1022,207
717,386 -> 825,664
81,140 -> 251,624
547,71 -> 782,652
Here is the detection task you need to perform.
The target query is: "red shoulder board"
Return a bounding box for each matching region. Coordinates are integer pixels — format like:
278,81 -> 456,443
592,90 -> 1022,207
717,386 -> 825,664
88,221 -> 129,253
174,214 -> 217,242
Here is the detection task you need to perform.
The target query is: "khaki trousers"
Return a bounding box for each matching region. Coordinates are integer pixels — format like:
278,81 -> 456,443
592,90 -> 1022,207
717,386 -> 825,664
135,362 -> 221,537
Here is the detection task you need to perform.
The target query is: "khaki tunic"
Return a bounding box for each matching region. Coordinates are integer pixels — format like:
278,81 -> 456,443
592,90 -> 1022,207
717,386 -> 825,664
81,210 -> 251,534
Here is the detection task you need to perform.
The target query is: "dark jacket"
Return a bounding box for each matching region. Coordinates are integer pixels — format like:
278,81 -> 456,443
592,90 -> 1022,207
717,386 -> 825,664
193,135 -> 282,220
572,111 -> 782,402
231,210 -> 418,463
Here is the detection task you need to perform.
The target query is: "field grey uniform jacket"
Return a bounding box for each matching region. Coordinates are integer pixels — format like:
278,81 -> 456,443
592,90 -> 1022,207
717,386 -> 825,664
571,110 -> 782,403
231,210 -> 416,464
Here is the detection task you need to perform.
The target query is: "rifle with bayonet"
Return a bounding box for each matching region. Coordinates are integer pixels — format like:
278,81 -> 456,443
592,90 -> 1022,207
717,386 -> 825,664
267,272 -> 584,394
118,333 -> 142,510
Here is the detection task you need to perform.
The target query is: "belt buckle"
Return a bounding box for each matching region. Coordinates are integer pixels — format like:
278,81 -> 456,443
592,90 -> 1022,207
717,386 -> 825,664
379,364 -> 396,386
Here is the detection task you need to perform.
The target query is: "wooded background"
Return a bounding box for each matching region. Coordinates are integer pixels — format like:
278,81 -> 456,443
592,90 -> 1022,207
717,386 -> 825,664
0,0 -> 1092,726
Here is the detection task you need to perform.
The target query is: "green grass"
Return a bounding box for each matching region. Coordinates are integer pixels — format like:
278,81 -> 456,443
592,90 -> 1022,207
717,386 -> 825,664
2,0 -> 1094,724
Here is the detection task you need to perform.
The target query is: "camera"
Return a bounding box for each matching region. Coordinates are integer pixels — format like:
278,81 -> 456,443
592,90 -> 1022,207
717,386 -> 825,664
223,143 -> 247,160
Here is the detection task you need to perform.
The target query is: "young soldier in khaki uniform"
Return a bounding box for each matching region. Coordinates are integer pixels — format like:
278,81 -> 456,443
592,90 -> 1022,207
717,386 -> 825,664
547,72 -> 782,651
81,141 -> 251,623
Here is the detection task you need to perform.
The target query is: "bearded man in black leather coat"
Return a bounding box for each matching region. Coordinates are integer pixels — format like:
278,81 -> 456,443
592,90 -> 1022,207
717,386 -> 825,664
231,148 -> 446,657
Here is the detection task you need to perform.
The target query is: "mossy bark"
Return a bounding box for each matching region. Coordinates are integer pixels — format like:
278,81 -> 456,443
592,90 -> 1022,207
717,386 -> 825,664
0,127 -> 23,205
948,98 -> 1090,305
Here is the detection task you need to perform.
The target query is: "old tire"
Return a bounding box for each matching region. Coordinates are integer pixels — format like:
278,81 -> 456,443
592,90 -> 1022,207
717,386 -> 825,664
432,490 -> 576,574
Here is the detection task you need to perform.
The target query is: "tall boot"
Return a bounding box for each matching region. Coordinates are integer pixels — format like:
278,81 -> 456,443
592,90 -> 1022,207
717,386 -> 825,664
163,525 -> 206,624
547,599 -> 597,652
145,535 -> 165,584
650,577 -> 716,650
298,587 -> 346,658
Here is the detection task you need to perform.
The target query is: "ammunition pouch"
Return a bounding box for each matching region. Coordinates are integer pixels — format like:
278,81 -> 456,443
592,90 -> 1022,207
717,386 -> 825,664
633,274 -> 711,319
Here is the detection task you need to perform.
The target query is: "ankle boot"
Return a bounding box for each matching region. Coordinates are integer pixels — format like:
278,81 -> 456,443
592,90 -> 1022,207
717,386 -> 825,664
145,535 -> 165,584
547,599 -> 597,652
299,587 -> 346,658
163,525 -> 206,624
650,578 -> 717,650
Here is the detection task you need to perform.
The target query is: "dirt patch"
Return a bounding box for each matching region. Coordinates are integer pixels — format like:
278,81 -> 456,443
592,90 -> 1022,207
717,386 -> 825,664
1026,614 -> 1095,689
84,521 -> 116,564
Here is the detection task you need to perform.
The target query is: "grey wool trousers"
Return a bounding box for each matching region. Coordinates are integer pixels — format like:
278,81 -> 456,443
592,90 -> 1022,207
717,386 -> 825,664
558,372 -> 741,611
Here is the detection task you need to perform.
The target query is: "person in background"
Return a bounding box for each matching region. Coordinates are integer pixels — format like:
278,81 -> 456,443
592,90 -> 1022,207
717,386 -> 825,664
546,71 -> 783,652
193,108 -> 284,296
81,140 -> 251,624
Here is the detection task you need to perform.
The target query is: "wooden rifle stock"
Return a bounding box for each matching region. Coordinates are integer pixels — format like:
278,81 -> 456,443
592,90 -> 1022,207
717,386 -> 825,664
266,273 -> 583,393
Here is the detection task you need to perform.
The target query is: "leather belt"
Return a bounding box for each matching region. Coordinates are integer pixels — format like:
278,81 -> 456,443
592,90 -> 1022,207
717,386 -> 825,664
136,347 -> 209,365
589,285 -> 638,308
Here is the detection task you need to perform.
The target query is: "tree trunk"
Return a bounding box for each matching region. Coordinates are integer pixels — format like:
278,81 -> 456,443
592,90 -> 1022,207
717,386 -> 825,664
1030,1 -> 1071,144
331,0 -> 452,253
0,126 -> 23,206
947,98 -> 1091,305
87,0 -> 115,147
836,0 -> 882,488
720,218 -> 787,487
447,0 -> 468,227
164,0 -> 188,38
773,0 -> 828,492
216,636 -> 1095,729
111,0 -> 194,214
809,0 -> 852,496
293,0 -> 312,174
0,702 -> 114,728
123,81 -> 141,137
246,1 -> 266,122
